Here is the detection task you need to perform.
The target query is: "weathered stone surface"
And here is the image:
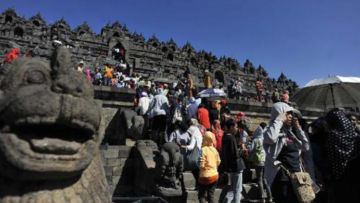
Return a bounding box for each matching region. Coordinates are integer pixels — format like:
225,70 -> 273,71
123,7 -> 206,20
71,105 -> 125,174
103,148 -> 120,158
183,172 -> 196,190
112,166 -> 122,176
106,158 -> 121,167
185,189 -> 222,203
130,140 -> 185,199
104,167 -> 113,176
154,142 -> 184,198
118,145 -> 132,158
112,175 -> 121,186
131,140 -> 158,195
119,109 -> 144,141
101,107 -> 124,145
0,47 -> 111,202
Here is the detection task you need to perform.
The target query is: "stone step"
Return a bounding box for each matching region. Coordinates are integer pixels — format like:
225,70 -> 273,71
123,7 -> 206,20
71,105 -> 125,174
185,188 -> 222,203
183,172 -> 196,190
183,171 -> 271,202
185,183 -> 270,202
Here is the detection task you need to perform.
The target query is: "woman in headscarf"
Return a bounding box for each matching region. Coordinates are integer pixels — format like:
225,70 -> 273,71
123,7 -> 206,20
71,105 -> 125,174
148,87 -> 170,145
181,119 -> 203,187
325,109 -> 360,203
198,131 -> 221,203
166,120 -> 190,146
211,120 -> 224,152
308,117 -> 329,202
263,102 -> 309,203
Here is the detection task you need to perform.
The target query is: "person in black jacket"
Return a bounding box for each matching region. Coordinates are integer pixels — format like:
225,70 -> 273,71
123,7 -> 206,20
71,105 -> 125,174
220,119 -> 246,203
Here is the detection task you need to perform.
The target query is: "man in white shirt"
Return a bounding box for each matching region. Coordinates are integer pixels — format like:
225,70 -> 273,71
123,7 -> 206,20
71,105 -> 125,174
77,61 -> 84,72
138,92 -> 150,116
138,91 -> 150,137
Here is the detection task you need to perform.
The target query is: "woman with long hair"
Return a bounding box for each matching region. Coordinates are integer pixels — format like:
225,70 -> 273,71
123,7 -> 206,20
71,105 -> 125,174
211,120 -> 224,152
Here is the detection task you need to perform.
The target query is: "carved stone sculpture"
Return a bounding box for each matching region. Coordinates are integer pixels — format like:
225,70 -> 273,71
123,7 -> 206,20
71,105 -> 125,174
155,142 -> 184,197
120,109 -> 144,140
0,47 -> 111,202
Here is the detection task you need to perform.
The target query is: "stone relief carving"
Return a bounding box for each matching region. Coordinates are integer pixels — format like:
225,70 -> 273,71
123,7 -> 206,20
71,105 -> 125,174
155,142 -> 184,197
0,47 -> 111,203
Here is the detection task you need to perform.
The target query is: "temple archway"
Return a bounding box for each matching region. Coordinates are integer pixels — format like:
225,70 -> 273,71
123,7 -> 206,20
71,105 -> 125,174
170,46 -> 176,52
112,32 -> 120,37
167,53 -> 174,61
214,70 -> 225,84
33,20 -> 40,27
190,57 -> 197,66
14,27 -> 24,38
112,42 -> 126,62
152,42 -> 158,48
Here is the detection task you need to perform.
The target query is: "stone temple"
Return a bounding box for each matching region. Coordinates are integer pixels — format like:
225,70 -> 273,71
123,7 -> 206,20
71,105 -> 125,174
0,8 -> 308,203
0,8 -> 298,96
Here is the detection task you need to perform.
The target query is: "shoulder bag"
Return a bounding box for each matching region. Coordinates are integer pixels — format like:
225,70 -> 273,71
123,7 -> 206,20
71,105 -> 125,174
184,136 -> 201,171
279,161 -> 316,203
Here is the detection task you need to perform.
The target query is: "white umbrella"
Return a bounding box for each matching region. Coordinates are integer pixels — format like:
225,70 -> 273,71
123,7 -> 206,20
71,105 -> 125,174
197,88 -> 227,98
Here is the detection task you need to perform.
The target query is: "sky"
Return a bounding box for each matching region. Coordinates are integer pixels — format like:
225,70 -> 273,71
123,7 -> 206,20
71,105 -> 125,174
1,0 -> 360,87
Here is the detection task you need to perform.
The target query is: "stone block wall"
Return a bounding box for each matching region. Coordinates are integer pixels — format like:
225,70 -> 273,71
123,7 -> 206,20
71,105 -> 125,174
100,145 -> 133,196
100,143 -> 265,202
96,86 -> 136,145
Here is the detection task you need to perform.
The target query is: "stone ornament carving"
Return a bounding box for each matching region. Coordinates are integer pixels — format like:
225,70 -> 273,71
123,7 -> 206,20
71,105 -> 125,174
155,142 -> 184,197
0,47 -> 111,203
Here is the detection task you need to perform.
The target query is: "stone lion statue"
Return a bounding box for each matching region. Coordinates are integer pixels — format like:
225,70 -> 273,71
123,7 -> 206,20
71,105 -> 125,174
155,142 -> 184,197
0,47 -> 111,202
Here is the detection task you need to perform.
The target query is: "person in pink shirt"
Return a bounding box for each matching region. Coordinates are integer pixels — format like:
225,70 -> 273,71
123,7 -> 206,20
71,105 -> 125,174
85,68 -> 92,82
211,120 -> 224,152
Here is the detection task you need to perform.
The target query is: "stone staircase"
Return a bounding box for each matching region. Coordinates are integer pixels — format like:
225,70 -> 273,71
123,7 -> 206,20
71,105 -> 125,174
182,169 -> 272,203
106,141 -> 273,203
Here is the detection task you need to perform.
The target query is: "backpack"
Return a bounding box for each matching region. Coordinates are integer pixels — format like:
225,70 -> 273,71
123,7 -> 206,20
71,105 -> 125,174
238,118 -> 251,134
247,138 -> 265,165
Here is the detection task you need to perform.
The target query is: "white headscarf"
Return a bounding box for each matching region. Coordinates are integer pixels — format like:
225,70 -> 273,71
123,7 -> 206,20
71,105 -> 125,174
270,102 -> 294,120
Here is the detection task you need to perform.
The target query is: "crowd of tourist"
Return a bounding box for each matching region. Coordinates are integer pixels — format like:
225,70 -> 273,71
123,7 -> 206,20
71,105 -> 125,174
76,60 -> 142,89
74,59 -> 283,104
129,75 -> 360,203
2,47 -> 359,203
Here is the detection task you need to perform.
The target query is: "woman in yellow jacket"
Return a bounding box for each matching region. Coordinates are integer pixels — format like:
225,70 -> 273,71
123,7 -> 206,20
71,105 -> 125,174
198,131 -> 221,203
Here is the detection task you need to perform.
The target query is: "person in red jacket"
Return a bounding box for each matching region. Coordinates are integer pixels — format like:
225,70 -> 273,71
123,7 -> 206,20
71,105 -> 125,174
197,103 -> 211,130
4,48 -> 20,64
